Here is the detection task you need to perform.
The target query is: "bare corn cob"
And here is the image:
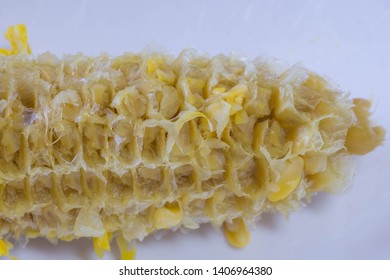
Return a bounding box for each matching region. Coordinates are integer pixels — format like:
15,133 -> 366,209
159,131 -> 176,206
0,25 -> 385,258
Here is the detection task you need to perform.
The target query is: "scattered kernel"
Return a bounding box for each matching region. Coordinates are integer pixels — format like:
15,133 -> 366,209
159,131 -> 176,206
224,219 -> 250,248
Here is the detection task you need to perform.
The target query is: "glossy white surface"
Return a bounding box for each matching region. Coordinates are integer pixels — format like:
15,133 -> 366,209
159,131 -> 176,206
0,0 -> 389,259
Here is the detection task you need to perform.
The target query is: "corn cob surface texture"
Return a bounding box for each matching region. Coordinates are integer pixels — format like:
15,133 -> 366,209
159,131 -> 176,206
0,31 -> 385,256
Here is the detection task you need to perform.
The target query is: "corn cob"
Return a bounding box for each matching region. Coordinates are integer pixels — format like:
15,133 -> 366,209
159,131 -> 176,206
0,25 -> 385,258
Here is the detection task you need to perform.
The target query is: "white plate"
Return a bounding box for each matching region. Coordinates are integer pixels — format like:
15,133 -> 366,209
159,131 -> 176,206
1,0 -> 389,259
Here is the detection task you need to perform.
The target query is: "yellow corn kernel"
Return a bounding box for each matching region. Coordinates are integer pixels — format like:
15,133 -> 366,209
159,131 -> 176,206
0,239 -> 15,259
234,110 -> 249,124
187,78 -> 206,95
0,239 -> 9,256
93,231 -> 111,258
268,156 -> 304,202
160,86 -> 180,119
345,126 -> 385,155
267,121 -> 285,149
111,87 -> 147,118
146,57 -> 164,74
223,218 -> 250,248
303,152 -> 327,175
309,171 -> 339,193
212,86 -> 226,94
26,229 -> 40,239
224,84 -> 247,106
352,98 -> 371,121
252,121 -> 268,155
205,101 -> 231,138
156,69 -> 176,85
59,235 -> 75,242
90,83 -> 110,108
345,99 -> 386,155
52,89 -> 82,121
116,235 -> 136,260
153,202 -> 183,230
0,24 -> 31,55
303,74 -> 327,91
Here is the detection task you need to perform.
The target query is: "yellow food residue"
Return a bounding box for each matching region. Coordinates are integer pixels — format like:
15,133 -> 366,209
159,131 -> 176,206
0,239 -> 13,258
223,218 -> 251,248
0,24 -> 31,55
92,232 -> 112,258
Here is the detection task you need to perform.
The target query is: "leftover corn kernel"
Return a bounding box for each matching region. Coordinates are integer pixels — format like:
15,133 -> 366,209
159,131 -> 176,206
153,202 -> 183,230
268,156 -> 304,202
93,232 -> 111,258
224,219 -> 250,248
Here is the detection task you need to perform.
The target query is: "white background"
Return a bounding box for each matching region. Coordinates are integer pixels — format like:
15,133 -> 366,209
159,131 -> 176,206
0,0 -> 389,259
